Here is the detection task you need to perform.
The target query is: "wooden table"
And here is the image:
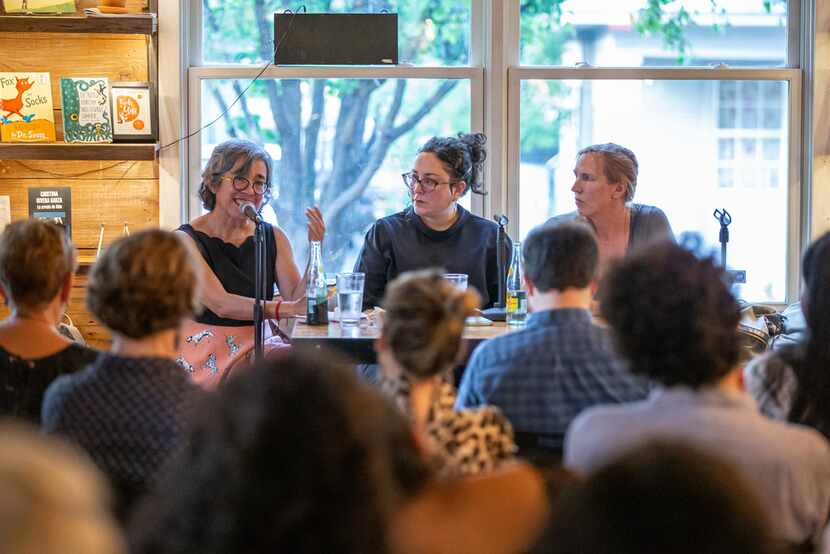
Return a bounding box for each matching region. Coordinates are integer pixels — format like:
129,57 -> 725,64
287,319 -> 517,364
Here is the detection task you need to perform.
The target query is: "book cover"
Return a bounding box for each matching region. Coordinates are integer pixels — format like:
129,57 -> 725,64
0,196 -> 9,233
2,0 -> 76,14
28,187 -> 71,239
112,83 -> 154,141
61,77 -> 113,143
0,73 -> 56,143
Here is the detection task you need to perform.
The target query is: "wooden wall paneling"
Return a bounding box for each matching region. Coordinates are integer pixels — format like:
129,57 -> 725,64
0,177 -> 158,250
0,33 -> 149,106
0,159 -> 156,179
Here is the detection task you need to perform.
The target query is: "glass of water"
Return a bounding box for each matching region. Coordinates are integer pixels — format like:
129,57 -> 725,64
336,272 -> 365,326
443,273 -> 468,290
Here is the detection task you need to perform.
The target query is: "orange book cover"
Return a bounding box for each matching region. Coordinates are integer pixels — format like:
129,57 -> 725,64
0,73 -> 56,143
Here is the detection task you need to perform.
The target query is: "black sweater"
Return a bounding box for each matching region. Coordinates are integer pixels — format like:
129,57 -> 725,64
354,206 -> 510,310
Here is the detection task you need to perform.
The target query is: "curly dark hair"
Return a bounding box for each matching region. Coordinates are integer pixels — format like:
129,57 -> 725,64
128,347 -> 430,554
87,229 -> 200,339
599,242 -> 740,388
418,132 -> 488,196
542,441 -> 775,554
0,219 -> 75,312
524,222 -> 598,292
199,139 -> 273,210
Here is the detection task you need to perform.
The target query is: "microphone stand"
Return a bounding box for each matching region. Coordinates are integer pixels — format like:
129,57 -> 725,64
713,208 -> 731,268
253,217 -> 266,363
481,214 -> 509,322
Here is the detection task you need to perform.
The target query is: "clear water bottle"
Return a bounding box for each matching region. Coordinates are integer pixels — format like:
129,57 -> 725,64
306,240 -> 329,325
506,240 -> 527,326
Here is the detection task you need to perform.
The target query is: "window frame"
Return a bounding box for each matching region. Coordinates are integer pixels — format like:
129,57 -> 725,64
508,0 -> 807,304
180,0 -> 810,304
186,0 -> 485,223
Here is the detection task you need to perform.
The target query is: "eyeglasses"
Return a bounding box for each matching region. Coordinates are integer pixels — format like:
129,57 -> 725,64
402,172 -> 457,194
222,175 -> 269,195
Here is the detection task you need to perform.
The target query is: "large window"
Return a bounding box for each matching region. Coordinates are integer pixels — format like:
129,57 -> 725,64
191,0 -> 480,273
187,0 -> 805,303
514,0 -> 800,303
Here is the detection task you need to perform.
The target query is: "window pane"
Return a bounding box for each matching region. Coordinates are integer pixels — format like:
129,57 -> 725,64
520,0 -> 787,67
201,78 -> 471,272
202,0 -> 471,66
518,79 -> 789,302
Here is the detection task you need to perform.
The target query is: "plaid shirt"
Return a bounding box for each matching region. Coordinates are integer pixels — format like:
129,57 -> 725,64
456,308 -> 648,441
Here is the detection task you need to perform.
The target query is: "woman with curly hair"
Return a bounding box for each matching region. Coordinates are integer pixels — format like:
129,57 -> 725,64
0,219 -> 98,423
377,270 -> 516,477
744,232 -> 830,437
355,132 -> 509,310
128,348 -> 547,554
564,241 -> 830,549
42,229 -> 202,523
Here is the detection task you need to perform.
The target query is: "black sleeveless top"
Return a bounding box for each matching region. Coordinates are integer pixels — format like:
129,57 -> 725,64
178,223 -> 278,327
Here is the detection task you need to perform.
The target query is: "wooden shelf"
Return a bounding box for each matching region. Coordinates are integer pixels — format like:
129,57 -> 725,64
0,142 -> 157,160
0,14 -> 156,35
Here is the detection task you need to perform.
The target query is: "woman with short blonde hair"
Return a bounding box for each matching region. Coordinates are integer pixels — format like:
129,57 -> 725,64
43,229 -> 202,523
0,219 -> 98,423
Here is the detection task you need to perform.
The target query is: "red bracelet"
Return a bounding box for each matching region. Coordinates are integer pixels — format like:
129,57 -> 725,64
274,300 -> 283,321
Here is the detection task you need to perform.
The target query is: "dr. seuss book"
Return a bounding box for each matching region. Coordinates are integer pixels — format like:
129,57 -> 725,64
2,0 -> 77,14
60,77 -> 113,143
0,73 -> 56,143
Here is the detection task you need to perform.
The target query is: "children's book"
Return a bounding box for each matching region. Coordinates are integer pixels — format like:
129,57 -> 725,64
2,0 -> 76,14
0,73 -> 56,142
60,77 -> 113,143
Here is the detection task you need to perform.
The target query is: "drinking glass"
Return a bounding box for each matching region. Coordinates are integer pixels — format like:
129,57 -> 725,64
443,273 -> 468,290
336,272 -> 365,326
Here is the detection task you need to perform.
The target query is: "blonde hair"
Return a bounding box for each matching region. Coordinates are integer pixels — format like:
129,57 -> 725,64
87,229 -> 201,339
0,219 -> 75,312
381,270 -> 480,379
0,422 -> 124,554
578,143 -> 639,202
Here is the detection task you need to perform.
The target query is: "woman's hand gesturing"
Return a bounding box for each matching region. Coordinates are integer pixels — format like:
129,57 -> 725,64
306,206 -> 325,243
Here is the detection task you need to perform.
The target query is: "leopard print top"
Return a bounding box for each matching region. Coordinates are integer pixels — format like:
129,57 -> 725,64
380,373 -> 516,478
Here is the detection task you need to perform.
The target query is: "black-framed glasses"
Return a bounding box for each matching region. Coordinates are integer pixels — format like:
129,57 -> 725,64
402,172 -> 457,194
223,174 -> 269,195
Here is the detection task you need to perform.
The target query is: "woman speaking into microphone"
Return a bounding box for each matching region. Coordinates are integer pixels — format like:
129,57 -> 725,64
176,139 -> 325,386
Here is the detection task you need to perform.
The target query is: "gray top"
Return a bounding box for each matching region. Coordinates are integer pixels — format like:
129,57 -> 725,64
545,203 -> 673,250
564,386 -> 830,545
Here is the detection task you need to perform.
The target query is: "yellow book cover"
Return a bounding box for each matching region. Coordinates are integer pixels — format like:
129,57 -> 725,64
0,73 -> 56,143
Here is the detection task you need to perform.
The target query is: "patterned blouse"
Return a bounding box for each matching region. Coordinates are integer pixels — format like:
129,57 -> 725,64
381,372 -> 516,478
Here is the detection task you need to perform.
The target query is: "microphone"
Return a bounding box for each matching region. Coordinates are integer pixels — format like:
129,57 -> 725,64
240,202 -> 263,224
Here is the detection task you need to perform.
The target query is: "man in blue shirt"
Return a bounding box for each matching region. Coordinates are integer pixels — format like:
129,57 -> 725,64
455,222 -> 648,452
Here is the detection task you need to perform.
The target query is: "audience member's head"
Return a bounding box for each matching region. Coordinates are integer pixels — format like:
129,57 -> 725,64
0,422 -> 124,554
524,222 -> 598,294
380,269 -> 480,380
784,231 -> 830,437
542,441 -> 776,554
87,229 -> 200,340
0,219 -> 75,314
128,347 -> 429,554
577,142 -> 639,203
600,242 -> 740,388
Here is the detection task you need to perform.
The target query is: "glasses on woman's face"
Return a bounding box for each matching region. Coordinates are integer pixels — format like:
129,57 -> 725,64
223,175 -> 268,195
402,172 -> 456,194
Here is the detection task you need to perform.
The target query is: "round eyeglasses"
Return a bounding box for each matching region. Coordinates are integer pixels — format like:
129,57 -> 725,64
401,172 -> 458,194
223,175 -> 269,195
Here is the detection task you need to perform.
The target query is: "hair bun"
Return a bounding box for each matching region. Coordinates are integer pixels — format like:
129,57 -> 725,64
457,132 -> 487,165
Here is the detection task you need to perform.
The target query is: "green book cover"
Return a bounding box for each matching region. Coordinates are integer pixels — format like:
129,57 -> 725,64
60,77 -> 113,144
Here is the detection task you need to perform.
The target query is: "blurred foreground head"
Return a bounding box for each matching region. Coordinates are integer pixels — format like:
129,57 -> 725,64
546,441 -> 775,554
0,422 -> 124,554
129,347 -> 428,554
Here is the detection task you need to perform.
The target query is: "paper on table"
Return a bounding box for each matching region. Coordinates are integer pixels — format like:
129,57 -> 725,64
0,196 -> 9,233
